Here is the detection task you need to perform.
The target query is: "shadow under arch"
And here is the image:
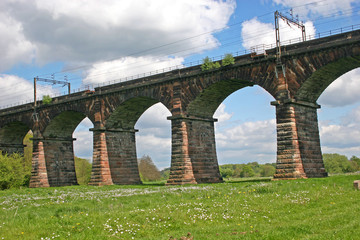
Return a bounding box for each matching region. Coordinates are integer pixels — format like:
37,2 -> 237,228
295,56 -> 360,102
186,78 -> 255,118
104,96 -> 169,185
105,96 -> 159,129
42,110 -> 91,187
0,121 -> 31,154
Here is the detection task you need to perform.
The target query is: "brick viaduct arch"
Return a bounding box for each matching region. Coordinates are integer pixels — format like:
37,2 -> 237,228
0,30 -> 359,187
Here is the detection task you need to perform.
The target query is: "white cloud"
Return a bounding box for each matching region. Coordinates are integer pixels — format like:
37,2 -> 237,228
318,68 -> 360,107
83,56 -> 184,85
216,119 -> 277,164
0,0 -> 236,69
136,134 -> 171,169
0,10 -> 35,71
135,103 -> 171,169
73,118 -> 93,161
214,103 -> 233,124
319,105 -> 360,158
241,17 -> 316,53
0,74 -> 58,108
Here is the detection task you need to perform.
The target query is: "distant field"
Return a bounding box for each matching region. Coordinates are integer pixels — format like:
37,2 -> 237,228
0,175 -> 359,240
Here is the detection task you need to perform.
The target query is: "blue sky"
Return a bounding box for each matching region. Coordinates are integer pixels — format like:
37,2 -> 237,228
0,0 -> 359,169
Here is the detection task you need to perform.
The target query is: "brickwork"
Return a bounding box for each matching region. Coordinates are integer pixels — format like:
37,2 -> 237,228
273,102 -> 306,179
29,137 -> 50,188
43,138 -> 78,187
167,117 -> 197,185
89,129 -> 113,186
185,117 -> 223,183
106,129 -> 141,184
0,143 -> 25,155
1,30 -> 360,187
292,103 -> 327,177
273,100 -> 327,179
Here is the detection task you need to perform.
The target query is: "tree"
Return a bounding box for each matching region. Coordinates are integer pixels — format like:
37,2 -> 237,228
23,131 -> 33,172
75,157 -> 92,185
240,165 -> 255,178
138,155 -> 161,182
221,53 -> 235,66
201,57 -> 221,71
201,57 -> 214,71
323,153 -> 357,173
220,166 -> 234,178
0,152 -> 30,190
260,164 -> 276,177
350,156 -> 360,171
42,95 -> 52,105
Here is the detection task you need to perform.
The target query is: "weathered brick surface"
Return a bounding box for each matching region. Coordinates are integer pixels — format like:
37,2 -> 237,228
89,129 -> 113,186
273,101 -> 327,180
1,30 -> 360,187
106,129 -> 141,185
186,117 -> 223,183
167,117 -> 197,185
43,138 -> 78,187
167,116 -> 222,184
0,144 -> 25,155
29,138 -> 50,188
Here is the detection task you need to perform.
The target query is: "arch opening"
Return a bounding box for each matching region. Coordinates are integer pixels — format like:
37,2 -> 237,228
73,117 -> 94,185
104,97 -> 169,184
213,85 -> 277,179
135,102 -> 171,182
42,111 -> 93,186
296,56 -> 360,103
317,67 -> 360,172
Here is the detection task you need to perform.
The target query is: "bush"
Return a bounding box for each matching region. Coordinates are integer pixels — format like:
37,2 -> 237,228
323,153 -> 358,173
221,53 -> 235,66
260,164 -> 276,177
201,57 -> 214,71
220,166 -> 234,178
75,157 -> 92,185
42,95 -> 52,105
0,152 -> 31,190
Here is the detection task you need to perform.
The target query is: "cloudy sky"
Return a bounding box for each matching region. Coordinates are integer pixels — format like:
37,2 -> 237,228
0,0 -> 359,169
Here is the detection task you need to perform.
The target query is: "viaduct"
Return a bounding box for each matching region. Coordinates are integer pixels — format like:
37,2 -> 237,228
0,30 -> 360,187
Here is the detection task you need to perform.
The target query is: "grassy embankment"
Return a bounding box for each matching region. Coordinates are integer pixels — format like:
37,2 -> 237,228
0,174 -> 359,239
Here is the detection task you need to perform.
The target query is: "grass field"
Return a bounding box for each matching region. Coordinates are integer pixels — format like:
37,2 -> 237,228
0,175 -> 359,240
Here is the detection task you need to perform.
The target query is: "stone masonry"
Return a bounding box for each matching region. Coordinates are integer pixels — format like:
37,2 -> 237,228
0,30 -> 360,187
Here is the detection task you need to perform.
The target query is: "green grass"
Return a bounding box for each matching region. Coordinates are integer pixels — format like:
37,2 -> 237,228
0,175 -> 359,239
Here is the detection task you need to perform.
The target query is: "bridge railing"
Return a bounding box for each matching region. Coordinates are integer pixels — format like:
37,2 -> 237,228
1,24 -> 360,111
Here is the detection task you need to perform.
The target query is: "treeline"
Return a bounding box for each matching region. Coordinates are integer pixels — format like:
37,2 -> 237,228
219,162 -> 276,179
323,153 -> 360,174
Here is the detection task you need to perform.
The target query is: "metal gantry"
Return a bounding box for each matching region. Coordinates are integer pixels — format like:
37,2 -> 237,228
32,76 -> 71,121
275,9 -> 306,62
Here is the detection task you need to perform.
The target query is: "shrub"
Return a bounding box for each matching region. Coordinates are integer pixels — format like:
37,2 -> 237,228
0,152 -> 31,190
42,95 -> 52,105
75,157 -> 92,185
201,57 -> 214,71
221,53 -> 235,66
220,166 -> 234,178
